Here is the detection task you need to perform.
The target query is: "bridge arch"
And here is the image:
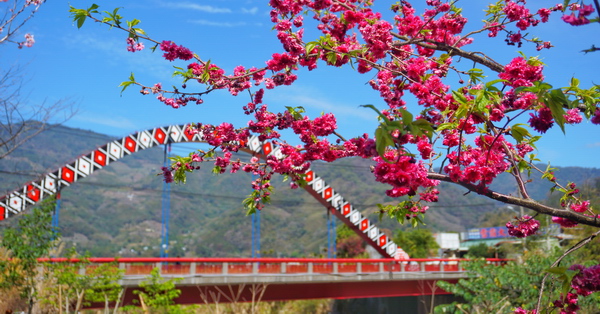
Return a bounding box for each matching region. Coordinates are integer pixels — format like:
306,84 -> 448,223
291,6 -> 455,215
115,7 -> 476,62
0,124 -> 399,258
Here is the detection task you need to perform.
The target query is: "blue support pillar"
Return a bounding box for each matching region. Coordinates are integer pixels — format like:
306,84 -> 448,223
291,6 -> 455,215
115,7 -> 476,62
51,191 -> 61,232
160,142 -> 172,258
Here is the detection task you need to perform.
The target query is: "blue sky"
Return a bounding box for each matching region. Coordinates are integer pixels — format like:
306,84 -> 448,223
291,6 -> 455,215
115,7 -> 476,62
3,0 -> 600,168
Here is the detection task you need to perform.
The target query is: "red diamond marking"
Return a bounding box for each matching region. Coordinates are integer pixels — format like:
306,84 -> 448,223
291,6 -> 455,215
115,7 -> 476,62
263,142 -> 272,155
125,137 -> 136,153
360,219 -> 369,231
61,167 -> 75,183
48,182 -> 53,186
154,129 -> 166,144
379,235 -> 387,247
323,187 -> 332,199
27,185 -> 40,202
305,171 -> 314,183
342,203 -> 351,215
94,150 -> 107,167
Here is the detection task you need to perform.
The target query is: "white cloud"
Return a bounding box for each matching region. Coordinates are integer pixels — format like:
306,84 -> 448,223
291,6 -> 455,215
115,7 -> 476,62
187,19 -> 248,27
241,7 -> 259,14
63,34 -> 175,82
159,2 -> 232,13
73,113 -> 138,130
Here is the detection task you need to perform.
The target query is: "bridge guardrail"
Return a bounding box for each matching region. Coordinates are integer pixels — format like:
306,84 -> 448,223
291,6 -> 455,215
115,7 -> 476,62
36,257 -> 511,278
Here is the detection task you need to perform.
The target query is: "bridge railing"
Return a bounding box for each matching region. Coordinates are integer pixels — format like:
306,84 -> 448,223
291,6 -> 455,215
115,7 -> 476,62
37,257 -> 511,277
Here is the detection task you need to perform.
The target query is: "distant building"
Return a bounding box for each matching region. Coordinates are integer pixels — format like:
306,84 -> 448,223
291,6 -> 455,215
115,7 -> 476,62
435,224 -> 567,258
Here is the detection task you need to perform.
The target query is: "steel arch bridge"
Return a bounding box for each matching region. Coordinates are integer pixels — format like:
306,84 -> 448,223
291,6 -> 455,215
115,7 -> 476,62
0,124 -> 401,258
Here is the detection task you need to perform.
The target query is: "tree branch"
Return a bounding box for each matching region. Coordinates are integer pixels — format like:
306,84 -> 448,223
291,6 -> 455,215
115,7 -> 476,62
391,34 -> 505,73
427,172 -> 600,228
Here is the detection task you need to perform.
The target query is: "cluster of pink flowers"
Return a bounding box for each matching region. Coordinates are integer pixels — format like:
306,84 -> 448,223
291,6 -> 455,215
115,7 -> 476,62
372,152 -> 439,200
247,105 -> 291,141
551,292 -> 579,314
156,93 -> 201,108
569,264 -> 600,296
444,135 -> 512,186
126,37 -> 144,52
528,107 -> 554,133
564,108 -> 583,124
160,40 -> 194,61
591,109 -> 600,125
291,113 -> 337,144
506,215 -> 540,237
26,0 -> 43,6
485,1 -> 555,47
538,264 -> 600,313
161,166 -> 174,183
570,200 -> 590,213
18,33 -> 35,48
198,122 -> 249,150
188,62 -> 227,87
562,3 -> 595,26
499,57 -> 544,87
552,216 -> 579,228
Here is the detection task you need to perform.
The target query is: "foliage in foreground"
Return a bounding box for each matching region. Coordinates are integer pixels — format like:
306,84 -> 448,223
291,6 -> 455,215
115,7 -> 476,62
435,250 -> 600,313
39,250 -> 125,313
0,198 -> 58,314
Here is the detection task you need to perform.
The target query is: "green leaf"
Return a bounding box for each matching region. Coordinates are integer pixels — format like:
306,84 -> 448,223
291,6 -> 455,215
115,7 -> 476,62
326,52 -> 337,65
285,106 -> 306,120
412,119 -> 434,139
305,41 -> 317,54
435,122 -> 455,132
570,77 -> 580,88
511,124 -> 531,143
126,18 -> 140,28
399,108 -> 413,126
375,127 -> 393,162
452,90 -> 468,105
545,89 -> 568,133
484,78 -> 507,88
118,72 -> 136,95
360,104 -> 389,122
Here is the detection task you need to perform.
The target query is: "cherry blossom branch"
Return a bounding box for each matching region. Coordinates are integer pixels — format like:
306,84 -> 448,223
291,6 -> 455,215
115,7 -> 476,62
426,172 -> 600,228
487,121 -> 532,200
0,0 -> 43,46
391,34 -> 505,73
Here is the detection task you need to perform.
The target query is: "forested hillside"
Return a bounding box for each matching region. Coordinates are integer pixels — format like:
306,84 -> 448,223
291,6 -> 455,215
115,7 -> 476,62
1,125 -> 599,257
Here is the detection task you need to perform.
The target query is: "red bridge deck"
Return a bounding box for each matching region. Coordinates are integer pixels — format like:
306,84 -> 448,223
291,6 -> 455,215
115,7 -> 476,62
38,257 -> 509,305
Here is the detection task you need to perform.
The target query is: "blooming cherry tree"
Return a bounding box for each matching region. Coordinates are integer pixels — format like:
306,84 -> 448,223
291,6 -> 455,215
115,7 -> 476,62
69,1 -> 600,311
